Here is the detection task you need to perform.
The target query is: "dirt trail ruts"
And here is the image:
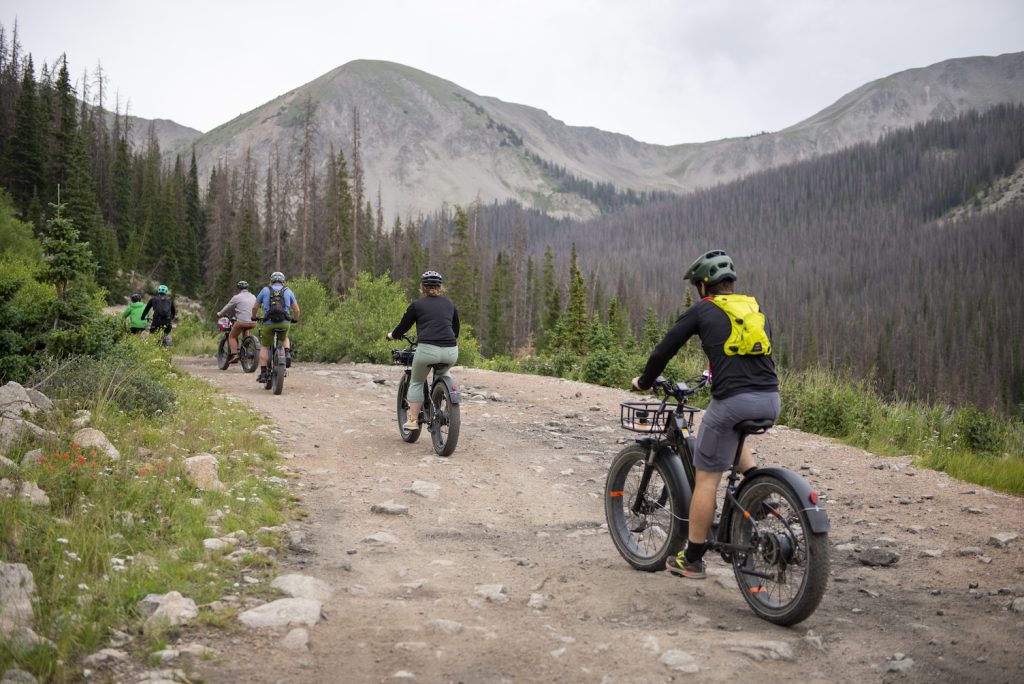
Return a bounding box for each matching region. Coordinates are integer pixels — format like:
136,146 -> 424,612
175,358 -> 1022,683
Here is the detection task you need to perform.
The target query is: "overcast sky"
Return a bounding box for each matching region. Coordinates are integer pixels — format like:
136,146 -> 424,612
7,0 -> 1023,145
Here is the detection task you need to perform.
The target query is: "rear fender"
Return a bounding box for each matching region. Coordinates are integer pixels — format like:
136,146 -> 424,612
439,375 -> 461,404
724,467 -> 830,535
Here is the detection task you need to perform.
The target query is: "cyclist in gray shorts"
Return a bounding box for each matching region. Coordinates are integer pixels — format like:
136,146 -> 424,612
632,250 -> 779,579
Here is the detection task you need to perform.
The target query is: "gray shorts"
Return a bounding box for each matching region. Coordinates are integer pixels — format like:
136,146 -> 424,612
695,391 -> 781,472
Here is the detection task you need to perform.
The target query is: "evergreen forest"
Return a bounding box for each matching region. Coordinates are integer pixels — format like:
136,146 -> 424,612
0,24 -> 1020,418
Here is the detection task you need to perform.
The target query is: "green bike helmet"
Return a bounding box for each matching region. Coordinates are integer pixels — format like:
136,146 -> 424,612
157,285 -> 169,295
684,250 -> 737,286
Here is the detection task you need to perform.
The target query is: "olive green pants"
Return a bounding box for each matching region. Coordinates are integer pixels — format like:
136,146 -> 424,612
408,344 -> 458,402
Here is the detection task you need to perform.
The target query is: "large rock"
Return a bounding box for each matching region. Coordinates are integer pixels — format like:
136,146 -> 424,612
238,598 -> 322,628
184,453 -> 224,491
0,382 -> 36,418
137,591 -> 198,633
24,388 -> 53,411
859,547 -> 900,567
0,563 -> 37,636
0,417 -> 49,451
660,650 -> 699,673
271,574 -> 335,602
19,481 -> 49,507
72,428 -> 120,461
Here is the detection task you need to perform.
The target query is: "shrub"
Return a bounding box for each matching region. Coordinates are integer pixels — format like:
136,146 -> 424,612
30,342 -> 176,414
581,348 -> 632,388
950,406 -> 1002,455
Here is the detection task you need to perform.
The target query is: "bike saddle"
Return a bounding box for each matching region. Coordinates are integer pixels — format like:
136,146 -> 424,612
735,418 -> 774,435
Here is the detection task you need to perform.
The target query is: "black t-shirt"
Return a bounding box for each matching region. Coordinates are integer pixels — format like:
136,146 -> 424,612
391,296 -> 460,347
638,297 -> 778,400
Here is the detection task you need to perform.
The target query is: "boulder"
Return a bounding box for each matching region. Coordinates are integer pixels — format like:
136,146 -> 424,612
0,382 -> 36,418
24,388 -> 53,412
271,574 -> 335,602
184,453 -> 224,491
72,428 -> 120,461
238,598 -> 322,628
0,563 -> 37,636
71,410 -> 91,429
859,547 -> 900,567
0,455 -> 16,471
281,627 -> 310,651
20,449 -> 43,467
19,481 -> 49,507
137,591 -> 198,633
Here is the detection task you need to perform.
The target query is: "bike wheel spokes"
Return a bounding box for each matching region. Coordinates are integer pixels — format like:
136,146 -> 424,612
731,477 -> 828,625
240,337 -> 259,373
396,375 -> 420,443
430,382 -> 459,457
604,446 -> 684,571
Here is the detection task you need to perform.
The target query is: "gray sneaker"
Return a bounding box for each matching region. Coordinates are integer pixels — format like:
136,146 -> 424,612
665,553 -> 706,579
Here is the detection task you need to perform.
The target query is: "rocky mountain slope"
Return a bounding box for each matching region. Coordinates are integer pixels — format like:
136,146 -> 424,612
162,52 -> 1024,219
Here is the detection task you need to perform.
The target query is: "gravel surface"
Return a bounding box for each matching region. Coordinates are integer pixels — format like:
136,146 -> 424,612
174,358 -> 1024,683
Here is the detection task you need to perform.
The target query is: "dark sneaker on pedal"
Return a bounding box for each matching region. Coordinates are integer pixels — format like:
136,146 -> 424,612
257,371 -> 269,383
285,351 -> 292,368
666,554 -> 706,579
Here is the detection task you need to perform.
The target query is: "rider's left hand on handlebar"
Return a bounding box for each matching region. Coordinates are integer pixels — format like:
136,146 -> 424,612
386,332 -> 394,341
631,377 -> 645,392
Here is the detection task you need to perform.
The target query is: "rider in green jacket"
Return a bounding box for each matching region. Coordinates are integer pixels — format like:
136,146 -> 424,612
121,294 -> 149,334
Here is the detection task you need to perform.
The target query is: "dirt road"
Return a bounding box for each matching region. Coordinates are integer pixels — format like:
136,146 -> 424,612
176,358 -> 1022,683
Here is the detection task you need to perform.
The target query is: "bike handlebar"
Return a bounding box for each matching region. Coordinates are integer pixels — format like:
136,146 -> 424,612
646,375 -> 709,401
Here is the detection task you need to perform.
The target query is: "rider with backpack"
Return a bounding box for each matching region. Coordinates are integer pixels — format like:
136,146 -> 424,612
632,250 -> 779,580
252,271 -> 301,383
142,285 -> 176,343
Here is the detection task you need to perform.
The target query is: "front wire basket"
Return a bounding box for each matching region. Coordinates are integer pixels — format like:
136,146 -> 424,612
620,402 -> 671,433
391,348 -> 415,367
619,402 -> 699,433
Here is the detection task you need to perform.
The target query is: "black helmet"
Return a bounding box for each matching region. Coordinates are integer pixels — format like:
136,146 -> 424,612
130,293 -> 142,303
684,250 -> 737,286
237,280 -> 249,290
421,270 -> 443,287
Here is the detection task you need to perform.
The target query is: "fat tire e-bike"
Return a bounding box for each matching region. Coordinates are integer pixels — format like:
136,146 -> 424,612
216,317 -> 259,373
392,335 -> 461,457
604,376 -> 830,625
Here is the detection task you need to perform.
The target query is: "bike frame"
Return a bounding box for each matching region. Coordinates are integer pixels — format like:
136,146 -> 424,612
629,383 -> 829,561
400,349 -> 461,429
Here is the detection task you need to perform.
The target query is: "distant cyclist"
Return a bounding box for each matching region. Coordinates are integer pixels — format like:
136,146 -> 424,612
386,271 -> 460,431
632,250 -> 779,580
142,285 -> 176,344
217,280 -> 258,365
121,293 -> 149,334
253,271 -> 300,383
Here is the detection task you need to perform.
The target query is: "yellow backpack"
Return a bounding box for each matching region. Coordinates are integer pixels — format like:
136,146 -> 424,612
707,295 -> 772,356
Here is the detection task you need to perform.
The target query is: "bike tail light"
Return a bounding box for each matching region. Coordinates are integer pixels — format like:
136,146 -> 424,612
808,491 -> 819,506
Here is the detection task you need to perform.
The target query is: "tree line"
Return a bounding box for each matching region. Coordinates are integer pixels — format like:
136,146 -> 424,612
0,23 -> 1019,415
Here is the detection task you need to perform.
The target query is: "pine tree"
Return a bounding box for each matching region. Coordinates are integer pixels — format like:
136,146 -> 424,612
41,202 -> 96,329
607,297 -> 629,349
183,149 -> 204,287
641,306 -> 662,349
539,245 -> 560,352
236,209 -> 262,287
447,205 -> 479,328
486,251 -> 513,355
330,148 -> 354,289
563,243 -> 589,354
5,55 -> 44,216
62,125 -> 118,292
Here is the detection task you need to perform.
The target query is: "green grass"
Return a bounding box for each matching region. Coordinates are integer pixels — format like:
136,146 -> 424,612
778,367 -> 1024,494
0,336 -> 294,681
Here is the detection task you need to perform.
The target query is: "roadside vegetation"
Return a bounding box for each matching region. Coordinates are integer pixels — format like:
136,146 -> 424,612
175,266 -> 1024,496
1,337 -> 293,682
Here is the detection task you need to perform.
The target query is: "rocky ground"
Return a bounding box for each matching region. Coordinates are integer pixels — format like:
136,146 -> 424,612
158,359 -> 1022,684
